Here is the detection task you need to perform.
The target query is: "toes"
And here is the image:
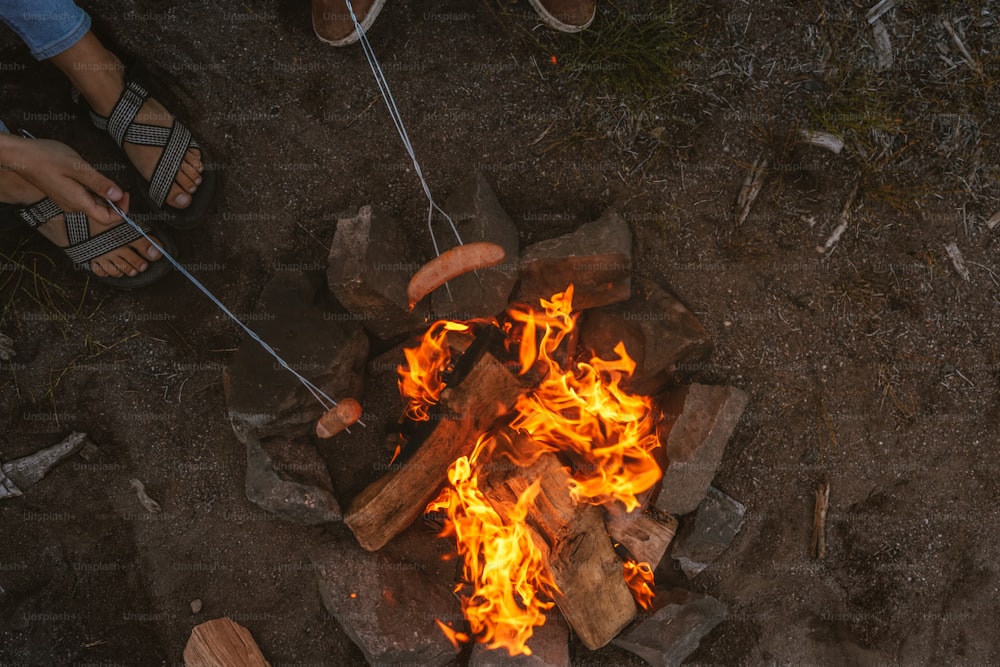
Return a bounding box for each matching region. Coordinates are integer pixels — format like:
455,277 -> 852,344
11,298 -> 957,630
174,168 -> 198,194
90,261 -> 109,278
171,188 -> 192,209
180,160 -> 202,189
94,258 -> 124,278
185,148 -> 203,172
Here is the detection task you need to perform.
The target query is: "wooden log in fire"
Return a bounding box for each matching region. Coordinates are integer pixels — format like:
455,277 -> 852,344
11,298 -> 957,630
345,351 -> 524,551
484,442 -> 637,650
604,502 -> 678,569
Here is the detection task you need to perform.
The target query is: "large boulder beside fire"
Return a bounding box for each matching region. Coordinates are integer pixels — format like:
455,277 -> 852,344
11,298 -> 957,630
327,205 -> 430,340
612,588 -> 727,666
431,172 -> 520,320
654,384 -> 749,516
310,539 -> 462,667
243,433 -> 342,525
514,208 -> 632,310
224,271 -> 368,441
579,277 -> 714,395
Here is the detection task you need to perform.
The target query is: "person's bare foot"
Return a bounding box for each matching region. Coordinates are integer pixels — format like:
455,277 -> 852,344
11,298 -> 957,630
0,168 -> 162,278
49,33 -> 203,210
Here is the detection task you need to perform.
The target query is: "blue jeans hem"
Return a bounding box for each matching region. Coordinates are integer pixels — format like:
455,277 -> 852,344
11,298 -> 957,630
31,12 -> 90,60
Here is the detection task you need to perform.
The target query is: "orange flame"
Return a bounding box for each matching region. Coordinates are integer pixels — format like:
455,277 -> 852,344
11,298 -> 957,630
408,286 -> 662,655
398,320 -> 472,421
623,559 -> 656,609
508,287 -> 662,511
428,435 -> 557,656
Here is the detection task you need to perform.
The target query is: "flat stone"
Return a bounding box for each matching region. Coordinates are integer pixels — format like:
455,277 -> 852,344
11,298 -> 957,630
431,172 -> 520,320
578,277 -> 713,395
310,539 -> 462,667
654,385 -> 749,516
613,588 -> 727,667
327,205 -> 429,339
244,435 -> 342,525
670,487 -> 746,578
224,271 -> 368,441
469,611 -> 570,667
515,208 -> 632,310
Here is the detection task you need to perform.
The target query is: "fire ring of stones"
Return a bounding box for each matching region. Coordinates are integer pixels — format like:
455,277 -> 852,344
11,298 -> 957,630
223,172 -> 748,666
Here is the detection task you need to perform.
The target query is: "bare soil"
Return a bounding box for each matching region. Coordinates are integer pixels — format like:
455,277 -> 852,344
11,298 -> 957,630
2,1 -> 999,665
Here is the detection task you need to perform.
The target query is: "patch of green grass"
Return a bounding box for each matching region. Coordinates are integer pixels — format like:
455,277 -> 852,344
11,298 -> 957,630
491,0 -> 699,144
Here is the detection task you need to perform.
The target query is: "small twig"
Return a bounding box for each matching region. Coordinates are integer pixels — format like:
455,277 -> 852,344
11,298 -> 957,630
811,479 -> 830,559
942,19 -> 982,76
735,154 -> 768,225
129,479 -> 162,514
866,0 -> 898,24
944,241 -> 971,281
817,180 -> 860,253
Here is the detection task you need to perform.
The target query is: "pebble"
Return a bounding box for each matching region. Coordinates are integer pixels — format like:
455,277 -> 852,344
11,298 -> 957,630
190,599 -> 203,614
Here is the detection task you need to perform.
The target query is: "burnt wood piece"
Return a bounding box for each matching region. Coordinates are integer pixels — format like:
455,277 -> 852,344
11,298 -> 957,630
345,351 -> 525,551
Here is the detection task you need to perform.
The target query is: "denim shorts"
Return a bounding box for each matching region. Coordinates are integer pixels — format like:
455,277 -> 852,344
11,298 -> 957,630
0,0 -> 90,60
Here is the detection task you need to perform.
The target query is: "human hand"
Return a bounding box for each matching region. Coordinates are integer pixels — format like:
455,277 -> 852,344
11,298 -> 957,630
0,135 -> 125,226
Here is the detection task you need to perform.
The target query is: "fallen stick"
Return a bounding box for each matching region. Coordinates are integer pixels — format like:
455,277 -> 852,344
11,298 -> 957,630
944,241 -> 971,281
735,155 -> 768,226
811,480 -> 830,559
942,19 -> 982,75
866,0 -> 898,24
817,180 -> 860,253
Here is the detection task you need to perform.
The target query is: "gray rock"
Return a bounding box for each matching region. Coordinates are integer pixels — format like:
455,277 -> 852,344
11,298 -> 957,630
469,611 -> 570,667
579,277 -> 713,395
670,487 -> 746,578
224,270 -> 368,441
654,385 -> 748,516
613,589 -> 727,667
515,208 -> 632,310
244,435 -> 342,525
431,172 -> 520,320
326,205 -> 429,339
310,539 -> 461,667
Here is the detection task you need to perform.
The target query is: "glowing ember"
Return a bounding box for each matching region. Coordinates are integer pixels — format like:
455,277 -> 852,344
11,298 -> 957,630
402,285 -> 663,655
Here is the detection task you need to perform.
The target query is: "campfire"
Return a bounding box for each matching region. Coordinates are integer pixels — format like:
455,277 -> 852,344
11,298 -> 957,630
225,184 -> 748,665
404,285 -> 661,655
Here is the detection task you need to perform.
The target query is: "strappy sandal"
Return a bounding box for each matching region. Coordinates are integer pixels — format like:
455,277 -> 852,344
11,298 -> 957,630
10,198 -> 175,289
76,61 -> 218,230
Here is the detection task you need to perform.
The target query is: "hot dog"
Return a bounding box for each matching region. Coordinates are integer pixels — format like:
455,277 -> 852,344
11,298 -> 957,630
406,242 -> 506,310
316,398 -> 363,439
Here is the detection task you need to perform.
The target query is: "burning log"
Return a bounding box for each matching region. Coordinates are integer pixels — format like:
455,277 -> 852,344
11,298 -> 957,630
483,443 -> 638,650
345,349 -> 525,551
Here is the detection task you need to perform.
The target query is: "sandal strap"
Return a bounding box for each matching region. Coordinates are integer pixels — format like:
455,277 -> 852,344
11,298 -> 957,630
148,121 -> 195,208
18,198 -> 63,230
16,197 -> 152,266
89,78 -> 199,208
64,217 -> 150,265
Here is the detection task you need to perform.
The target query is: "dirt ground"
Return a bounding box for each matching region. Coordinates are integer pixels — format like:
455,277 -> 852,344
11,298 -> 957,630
2,0 -> 999,665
